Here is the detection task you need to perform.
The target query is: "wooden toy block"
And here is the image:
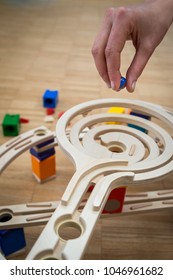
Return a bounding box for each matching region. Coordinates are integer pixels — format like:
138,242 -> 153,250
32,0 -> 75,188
107,107 -> 125,124
44,115 -> 55,123
31,154 -> 56,182
87,184 -> 126,214
128,111 -> 151,133
46,108 -> 55,115
0,228 -> 26,257
87,184 -> 95,192
128,123 -> 147,133
102,187 -> 126,214
108,107 -> 125,114
130,111 -> 151,120
20,117 -> 29,123
2,114 -> 20,136
36,138 -> 55,149
30,147 -> 55,161
43,89 -> 59,108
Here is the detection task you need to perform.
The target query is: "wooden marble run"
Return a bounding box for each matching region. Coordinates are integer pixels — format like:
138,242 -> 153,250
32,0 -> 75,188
1,98 -> 173,260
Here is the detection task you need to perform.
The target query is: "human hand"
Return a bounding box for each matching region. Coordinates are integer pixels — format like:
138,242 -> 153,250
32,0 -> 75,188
92,0 -> 173,92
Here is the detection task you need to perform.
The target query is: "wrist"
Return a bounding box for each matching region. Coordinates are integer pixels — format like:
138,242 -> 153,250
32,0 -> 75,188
144,0 -> 173,31
146,0 -> 173,25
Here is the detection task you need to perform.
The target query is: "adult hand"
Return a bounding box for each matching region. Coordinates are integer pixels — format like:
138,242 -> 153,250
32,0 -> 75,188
92,0 -> 173,92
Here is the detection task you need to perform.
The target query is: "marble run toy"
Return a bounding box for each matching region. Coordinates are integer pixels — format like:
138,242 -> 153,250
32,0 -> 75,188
1,98 -> 173,260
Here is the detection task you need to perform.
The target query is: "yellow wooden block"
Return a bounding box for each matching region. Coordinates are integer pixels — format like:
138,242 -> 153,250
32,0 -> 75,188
31,154 -> 56,181
108,107 -> 125,114
107,107 -> 125,124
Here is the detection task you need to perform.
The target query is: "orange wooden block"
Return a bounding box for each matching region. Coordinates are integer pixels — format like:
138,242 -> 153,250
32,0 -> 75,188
31,154 -> 56,182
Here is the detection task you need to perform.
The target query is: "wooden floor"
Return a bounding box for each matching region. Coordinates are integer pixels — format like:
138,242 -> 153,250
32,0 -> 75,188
0,0 -> 173,260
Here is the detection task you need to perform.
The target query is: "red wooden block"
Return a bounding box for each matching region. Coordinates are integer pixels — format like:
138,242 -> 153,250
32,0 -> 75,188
87,184 -> 126,214
20,117 -> 29,123
102,186 -> 126,214
87,184 -> 95,192
58,111 -> 65,119
46,108 -> 55,115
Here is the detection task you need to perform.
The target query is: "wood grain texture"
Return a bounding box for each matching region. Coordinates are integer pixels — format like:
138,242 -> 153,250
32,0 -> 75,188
0,0 -> 173,260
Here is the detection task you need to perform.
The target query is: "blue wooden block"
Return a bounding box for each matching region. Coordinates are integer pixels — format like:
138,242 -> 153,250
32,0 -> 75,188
0,228 -> 26,256
30,147 -> 55,161
128,111 -> 151,133
36,138 -> 54,149
130,111 -> 151,120
43,89 -> 59,108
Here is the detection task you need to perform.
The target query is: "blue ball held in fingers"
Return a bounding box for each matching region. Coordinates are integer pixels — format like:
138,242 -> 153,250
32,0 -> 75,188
119,77 -> 126,90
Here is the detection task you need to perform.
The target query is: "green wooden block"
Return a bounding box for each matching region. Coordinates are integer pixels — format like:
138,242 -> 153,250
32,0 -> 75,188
2,114 -> 20,136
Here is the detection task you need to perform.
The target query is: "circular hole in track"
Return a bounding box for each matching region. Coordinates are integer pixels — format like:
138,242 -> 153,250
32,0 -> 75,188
34,129 -> 47,137
42,256 -> 59,260
58,221 -> 82,241
109,146 -> 124,153
0,212 -> 12,223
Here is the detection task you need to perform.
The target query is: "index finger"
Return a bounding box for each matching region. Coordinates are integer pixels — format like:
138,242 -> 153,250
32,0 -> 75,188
91,9 -> 113,87
105,9 -> 130,90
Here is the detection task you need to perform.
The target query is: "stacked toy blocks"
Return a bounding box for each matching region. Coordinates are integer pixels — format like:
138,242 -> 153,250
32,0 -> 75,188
30,138 -> 56,183
2,114 -> 20,136
0,228 -> 26,257
43,90 -> 59,108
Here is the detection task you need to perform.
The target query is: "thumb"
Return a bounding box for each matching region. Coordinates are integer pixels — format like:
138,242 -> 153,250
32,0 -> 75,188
126,45 -> 154,92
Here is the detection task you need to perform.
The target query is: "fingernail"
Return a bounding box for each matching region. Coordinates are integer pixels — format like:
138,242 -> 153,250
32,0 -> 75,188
106,82 -> 111,88
111,81 -> 115,90
131,81 -> 136,92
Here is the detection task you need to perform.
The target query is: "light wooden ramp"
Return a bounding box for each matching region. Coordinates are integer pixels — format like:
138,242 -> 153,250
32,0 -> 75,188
1,98 -> 173,260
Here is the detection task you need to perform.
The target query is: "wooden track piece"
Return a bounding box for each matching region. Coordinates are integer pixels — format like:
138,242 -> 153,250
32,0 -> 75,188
0,201 -> 59,229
